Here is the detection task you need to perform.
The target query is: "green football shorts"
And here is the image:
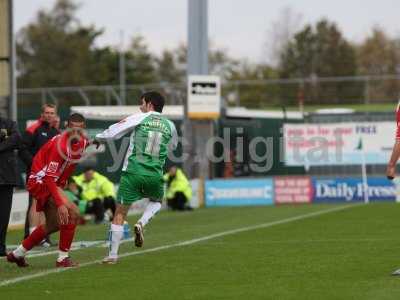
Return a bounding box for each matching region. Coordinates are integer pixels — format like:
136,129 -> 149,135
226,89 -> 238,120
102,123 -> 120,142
117,171 -> 164,205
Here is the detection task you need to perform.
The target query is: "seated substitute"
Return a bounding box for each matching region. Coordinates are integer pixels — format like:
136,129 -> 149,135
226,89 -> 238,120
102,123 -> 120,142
73,167 -> 116,223
164,166 -> 192,211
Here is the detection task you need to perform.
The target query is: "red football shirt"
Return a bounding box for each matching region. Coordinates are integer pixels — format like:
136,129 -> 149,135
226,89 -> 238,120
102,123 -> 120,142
28,132 -> 88,208
396,102 -> 400,139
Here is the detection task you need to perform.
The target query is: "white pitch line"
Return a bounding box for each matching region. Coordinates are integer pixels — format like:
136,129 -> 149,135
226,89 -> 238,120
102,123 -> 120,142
0,204 -> 358,288
8,239 -> 134,259
205,238 -> 399,245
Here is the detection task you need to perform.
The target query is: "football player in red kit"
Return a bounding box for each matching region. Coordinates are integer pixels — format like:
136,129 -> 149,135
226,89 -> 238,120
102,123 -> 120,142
387,102 -> 400,180
387,103 -> 400,276
7,113 -> 89,268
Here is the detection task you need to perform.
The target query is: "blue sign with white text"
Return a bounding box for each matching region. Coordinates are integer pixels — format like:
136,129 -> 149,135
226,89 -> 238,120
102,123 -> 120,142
313,177 -> 396,203
205,178 -> 274,207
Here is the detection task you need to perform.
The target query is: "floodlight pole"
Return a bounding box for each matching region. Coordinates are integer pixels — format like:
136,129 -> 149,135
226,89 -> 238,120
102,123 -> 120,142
184,0 -> 210,179
187,0 -> 208,75
0,0 -> 16,120
10,0 -> 16,121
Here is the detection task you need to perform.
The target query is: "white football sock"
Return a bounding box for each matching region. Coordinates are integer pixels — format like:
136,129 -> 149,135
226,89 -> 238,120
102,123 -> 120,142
108,224 -> 123,259
13,245 -> 27,258
138,201 -> 162,227
57,251 -> 69,262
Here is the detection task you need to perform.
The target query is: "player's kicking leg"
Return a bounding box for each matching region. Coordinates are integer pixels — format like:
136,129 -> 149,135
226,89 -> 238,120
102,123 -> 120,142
103,200 -> 162,264
133,199 -> 162,247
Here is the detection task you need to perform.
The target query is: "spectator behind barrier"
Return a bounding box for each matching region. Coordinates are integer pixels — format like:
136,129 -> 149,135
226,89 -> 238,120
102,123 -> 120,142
164,166 -> 192,211
63,178 -> 86,225
73,167 -> 116,224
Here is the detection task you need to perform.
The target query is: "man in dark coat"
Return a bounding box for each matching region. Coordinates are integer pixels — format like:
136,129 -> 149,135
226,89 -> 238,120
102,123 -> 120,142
0,116 -> 21,256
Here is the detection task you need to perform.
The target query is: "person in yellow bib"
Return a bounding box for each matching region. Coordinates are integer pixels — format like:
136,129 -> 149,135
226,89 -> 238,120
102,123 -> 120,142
164,166 -> 192,211
73,167 -> 116,223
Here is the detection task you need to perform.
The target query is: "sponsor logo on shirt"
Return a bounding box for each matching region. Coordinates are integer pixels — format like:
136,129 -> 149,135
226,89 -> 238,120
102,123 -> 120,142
47,161 -> 59,173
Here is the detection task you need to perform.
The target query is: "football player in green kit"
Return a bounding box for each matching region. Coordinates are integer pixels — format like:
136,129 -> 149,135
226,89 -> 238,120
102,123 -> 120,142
96,91 -> 178,264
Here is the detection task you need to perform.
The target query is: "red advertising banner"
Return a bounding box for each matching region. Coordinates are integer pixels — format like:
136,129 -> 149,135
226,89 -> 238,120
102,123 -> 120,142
274,176 -> 313,204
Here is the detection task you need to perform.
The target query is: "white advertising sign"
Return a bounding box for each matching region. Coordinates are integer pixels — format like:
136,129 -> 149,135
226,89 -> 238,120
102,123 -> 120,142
8,191 -> 29,229
188,75 -> 221,119
284,122 -> 396,166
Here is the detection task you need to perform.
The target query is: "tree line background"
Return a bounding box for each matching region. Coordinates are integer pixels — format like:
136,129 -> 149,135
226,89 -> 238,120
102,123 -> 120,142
16,0 -> 400,108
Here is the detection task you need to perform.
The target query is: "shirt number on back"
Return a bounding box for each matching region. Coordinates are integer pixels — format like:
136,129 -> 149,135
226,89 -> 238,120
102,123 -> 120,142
145,131 -> 162,157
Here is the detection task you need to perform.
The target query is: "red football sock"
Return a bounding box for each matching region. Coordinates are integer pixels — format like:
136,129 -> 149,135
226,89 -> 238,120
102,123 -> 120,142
59,224 -> 76,252
22,225 -> 46,251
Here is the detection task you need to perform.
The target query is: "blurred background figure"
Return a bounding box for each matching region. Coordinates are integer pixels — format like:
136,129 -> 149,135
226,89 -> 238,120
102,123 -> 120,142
164,166 -> 192,211
0,115 -> 21,256
51,115 -> 61,131
73,167 -> 116,224
21,104 -> 59,246
63,178 -> 87,225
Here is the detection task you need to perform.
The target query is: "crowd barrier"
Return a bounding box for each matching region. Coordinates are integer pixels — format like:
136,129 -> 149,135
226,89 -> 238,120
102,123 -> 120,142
8,176 -> 397,230
205,176 -> 398,207
8,179 -> 203,230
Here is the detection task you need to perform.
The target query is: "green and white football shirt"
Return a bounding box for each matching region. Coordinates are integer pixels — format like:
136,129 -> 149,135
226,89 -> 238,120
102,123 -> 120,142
96,111 -> 178,177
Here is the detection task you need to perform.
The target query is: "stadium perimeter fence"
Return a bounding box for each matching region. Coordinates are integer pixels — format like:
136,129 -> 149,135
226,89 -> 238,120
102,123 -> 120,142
15,75 -> 400,181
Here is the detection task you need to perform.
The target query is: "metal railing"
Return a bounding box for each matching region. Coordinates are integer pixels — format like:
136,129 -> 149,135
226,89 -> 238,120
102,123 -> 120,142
17,74 -> 400,110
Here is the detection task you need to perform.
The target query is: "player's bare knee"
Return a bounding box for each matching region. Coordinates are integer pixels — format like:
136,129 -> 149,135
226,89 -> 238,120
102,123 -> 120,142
113,205 -> 128,225
113,213 -> 125,225
68,207 -> 79,224
68,214 -> 78,225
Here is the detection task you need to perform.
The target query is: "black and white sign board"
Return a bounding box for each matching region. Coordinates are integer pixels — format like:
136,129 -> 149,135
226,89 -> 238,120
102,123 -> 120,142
187,75 -> 221,119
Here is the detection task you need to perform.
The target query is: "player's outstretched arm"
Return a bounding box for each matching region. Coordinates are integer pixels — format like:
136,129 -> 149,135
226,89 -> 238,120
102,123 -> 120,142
387,140 -> 400,180
95,113 -> 150,142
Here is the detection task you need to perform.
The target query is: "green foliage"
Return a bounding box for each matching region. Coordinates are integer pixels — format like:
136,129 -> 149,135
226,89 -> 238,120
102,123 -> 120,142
16,0 -> 159,89
280,19 -> 357,78
125,35 -> 157,84
16,1 -> 400,109
17,0 -> 107,87
225,62 -> 280,108
156,49 -> 185,83
357,28 -> 400,102
279,19 -> 360,105
16,0 -> 239,90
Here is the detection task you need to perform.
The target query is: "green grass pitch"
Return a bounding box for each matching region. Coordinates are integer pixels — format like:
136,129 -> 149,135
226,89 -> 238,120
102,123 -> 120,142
2,203 -> 400,299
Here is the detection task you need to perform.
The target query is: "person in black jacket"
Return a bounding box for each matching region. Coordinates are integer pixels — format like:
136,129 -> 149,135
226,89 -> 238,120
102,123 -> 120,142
0,116 -> 22,256
22,104 -> 59,243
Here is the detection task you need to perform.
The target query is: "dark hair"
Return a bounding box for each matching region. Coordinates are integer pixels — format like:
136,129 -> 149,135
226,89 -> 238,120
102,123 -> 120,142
84,166 -> 94,173
67,177 -> 76,184
68,113 -> 85,124
141,91 -> 165,113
